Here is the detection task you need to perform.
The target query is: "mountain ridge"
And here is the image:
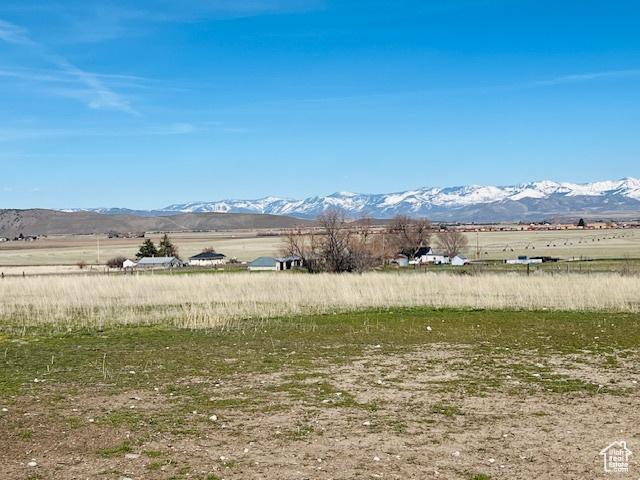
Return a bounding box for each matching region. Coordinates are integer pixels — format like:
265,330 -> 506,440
65,177 -> 640,222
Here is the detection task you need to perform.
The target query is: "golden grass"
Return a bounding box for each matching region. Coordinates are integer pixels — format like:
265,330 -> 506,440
1,272 -> 639,332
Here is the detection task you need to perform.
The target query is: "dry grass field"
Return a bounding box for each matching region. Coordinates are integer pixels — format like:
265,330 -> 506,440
1,272 -> 639,333
0,231 -> 283,268
0,227 -> 638,269
473,228 -> 639,260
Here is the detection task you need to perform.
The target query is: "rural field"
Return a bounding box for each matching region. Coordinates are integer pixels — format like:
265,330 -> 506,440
1,272 -> 640,479
0,231 -> 283,271
0,227 -> 639,270
1,229 -> 640,479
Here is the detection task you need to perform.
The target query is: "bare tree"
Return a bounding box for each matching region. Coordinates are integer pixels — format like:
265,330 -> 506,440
281,227 -> 322,273
435,229 -> 468,258
348,214 -> 380,273
386,215 -> 432,259
281,209 -> 380,273
317,209 -> 354,272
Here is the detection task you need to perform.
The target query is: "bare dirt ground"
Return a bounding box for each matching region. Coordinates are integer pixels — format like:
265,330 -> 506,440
2,342 -> 638,480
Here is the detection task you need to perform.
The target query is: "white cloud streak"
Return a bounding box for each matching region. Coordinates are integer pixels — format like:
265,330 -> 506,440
0,18 -> 139,114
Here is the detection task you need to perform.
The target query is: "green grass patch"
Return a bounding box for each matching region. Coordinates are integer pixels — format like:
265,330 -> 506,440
97,440 -> 133,458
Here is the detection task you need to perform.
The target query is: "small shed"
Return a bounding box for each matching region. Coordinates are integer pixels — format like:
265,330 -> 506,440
122,259 -> 137,269
136,256 -> 184,268
188,251 -> 227,266
451,254 -> 469,266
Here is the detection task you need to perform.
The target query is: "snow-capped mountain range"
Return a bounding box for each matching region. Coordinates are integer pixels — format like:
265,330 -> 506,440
76,177 -> 640,222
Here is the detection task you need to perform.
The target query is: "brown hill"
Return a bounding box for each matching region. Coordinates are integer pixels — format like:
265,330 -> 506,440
0,209 -> 315,237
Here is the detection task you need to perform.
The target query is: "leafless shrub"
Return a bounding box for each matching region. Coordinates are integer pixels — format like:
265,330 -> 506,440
106,256 -> 127,269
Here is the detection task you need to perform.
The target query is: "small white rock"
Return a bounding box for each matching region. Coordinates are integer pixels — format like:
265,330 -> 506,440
1,408 -> 7,412
426,326 -> 432,331
27,460 -> 38,467
219,455 -> 226,461
125,453 -> 140,459
209,415 -> 218,421
129,371 -> 135,374
363,421 -> 371,426
243,448 -> 249,453
373,456 -> 381,461
452,451 -> 460,457
488,458 -> 496,464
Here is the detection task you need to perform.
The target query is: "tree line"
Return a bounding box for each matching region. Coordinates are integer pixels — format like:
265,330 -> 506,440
281,210 -> 468,273
136,234 -> 179,259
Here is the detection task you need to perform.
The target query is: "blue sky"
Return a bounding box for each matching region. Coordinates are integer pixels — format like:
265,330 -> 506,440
0,0 -> 638,209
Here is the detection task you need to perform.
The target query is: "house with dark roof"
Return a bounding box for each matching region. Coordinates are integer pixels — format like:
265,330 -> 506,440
414,247 -> 433,258
411,247 -> 449,265
188,251 -> 227,266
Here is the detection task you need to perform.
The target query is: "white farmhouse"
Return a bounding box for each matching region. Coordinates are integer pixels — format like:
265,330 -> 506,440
413,247 -> 449,265
188,251 -> 227,266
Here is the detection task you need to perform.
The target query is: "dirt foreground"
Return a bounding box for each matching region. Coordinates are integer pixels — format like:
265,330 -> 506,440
2,338 -> 639,480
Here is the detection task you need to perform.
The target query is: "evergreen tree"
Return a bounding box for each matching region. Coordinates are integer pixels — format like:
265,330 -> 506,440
578,218 -> 586,227
136,239 -> 158,259
158,233 -> 179,258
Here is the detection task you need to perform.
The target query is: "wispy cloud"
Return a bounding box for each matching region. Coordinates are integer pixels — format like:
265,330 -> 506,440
0,121 -> 244,142
534,69 -> 640,87
3,1 -> 324,42
248,68 -> 640,109
0,18 -> 30,44
0,18 -> 139,114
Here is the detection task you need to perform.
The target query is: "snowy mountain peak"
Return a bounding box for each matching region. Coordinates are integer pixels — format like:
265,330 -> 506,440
154,177 -> 640,220
69,177 -> 640,221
